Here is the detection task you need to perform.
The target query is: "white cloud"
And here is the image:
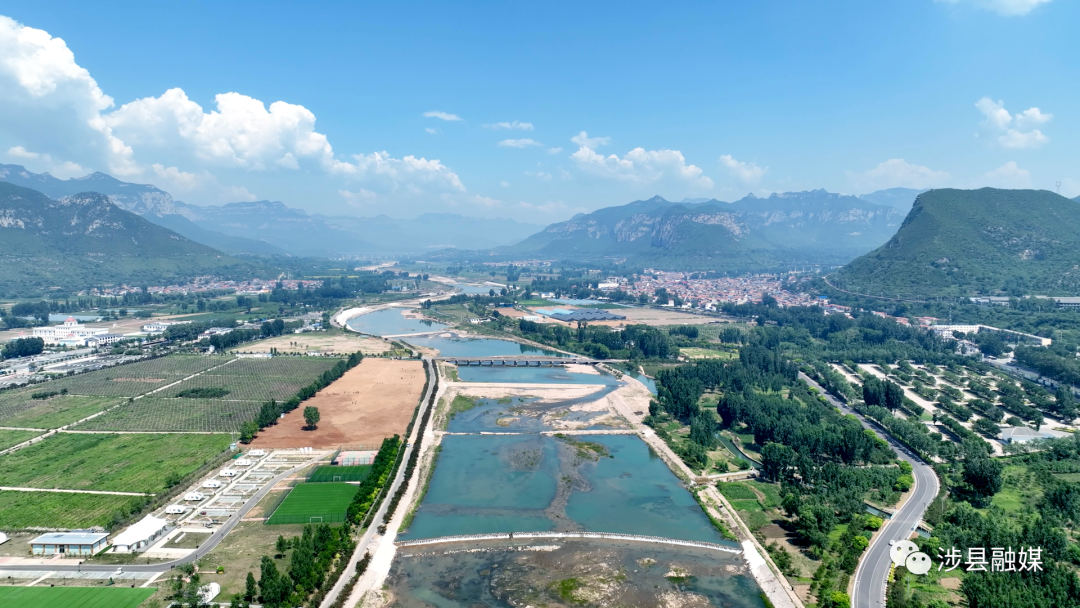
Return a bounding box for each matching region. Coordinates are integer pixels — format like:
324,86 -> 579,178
423,110 -> 461,121
718,154 -> 767,184
471,194 -> 503,208
525,170 -> 552,180
500,181 -> 510,187
5,146 -> 85,178
518,200 -> 587,217
976,97 -> 1051,149
484,121 -> 533,130
570,143 -> 713,189
0,15 -> 470,206
425,127 -> 439,134
498,138 -> 542,148
0,15 -> 136,176
847,158 -> 952,191
982,161 -> 1031,188
339,188 -> 378,206
570,131 -> 610,149
937,0 -> 1052,16
547,147 -> 562,155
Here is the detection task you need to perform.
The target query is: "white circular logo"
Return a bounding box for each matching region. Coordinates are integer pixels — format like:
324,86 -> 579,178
890,540 -> 919,567
906,551 -> 932,575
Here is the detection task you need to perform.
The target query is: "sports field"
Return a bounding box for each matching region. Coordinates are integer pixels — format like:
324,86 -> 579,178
0,586 -> 155,608
266,482 -> 358,524
308,464 -> 371,482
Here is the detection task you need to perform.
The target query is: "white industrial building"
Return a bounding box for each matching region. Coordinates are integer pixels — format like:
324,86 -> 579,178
87,334 -> 126,347
32,317 -> 109,346
31,531 -> 109,556
111,515 -> 169,553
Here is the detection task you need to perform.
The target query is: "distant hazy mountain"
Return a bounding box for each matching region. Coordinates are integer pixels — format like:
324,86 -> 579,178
857,187 -> 926,212
500,190 -> 903,271
0,182 -> 249,294
0,165 -> 543,257
832,188 -> 1080,297
0,164 -> 284,256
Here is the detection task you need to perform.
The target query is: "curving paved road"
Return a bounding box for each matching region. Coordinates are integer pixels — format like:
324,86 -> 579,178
799,373 -> 939,608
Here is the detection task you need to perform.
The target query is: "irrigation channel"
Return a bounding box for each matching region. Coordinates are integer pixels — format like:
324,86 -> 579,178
344,307 -> 769,608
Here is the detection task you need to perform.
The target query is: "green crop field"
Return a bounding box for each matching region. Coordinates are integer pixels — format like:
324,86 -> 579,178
0,586 -> 156,608
267,482 -> 357,525
0,490 -> 150,530
75,397 -> 262,432
717,482 -> 757,500
0,395 -> 118,429
44,355 -> 233,398
308,465 -> 371,483
0,429 -> 42,451
0,432 -> 232,493
163,373 -> 321,402
214,357 -> 343,379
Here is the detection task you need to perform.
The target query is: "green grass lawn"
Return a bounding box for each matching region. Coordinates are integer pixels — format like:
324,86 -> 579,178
0,432 -> 232,493
680,347 -> 736,360
308,465 -> 371,483
0,586 -> 156,608
0,490 -> 149,529
717,481 -> 757,500
266,482 -> 358,525
0,395 -> 118,429
0,429 -> 42,451
747,480 -> 783,508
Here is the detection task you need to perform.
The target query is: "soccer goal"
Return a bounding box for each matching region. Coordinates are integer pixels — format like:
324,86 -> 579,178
333,475 -> 342,482
309,516 -> 323,523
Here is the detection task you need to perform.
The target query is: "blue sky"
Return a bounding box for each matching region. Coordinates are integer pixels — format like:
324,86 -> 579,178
0,0 -> 1075,222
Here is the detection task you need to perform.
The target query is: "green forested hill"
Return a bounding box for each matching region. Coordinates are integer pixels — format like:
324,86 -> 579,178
0,183 -> 252,295
831,188 -> 1080,297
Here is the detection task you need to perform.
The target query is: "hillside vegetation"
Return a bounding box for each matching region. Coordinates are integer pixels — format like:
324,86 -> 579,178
831,188 -> 1080,297
0,182 -> 252,294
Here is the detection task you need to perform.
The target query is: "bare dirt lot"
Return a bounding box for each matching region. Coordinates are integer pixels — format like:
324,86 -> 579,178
249,358 -> 425,449
231,331 -> 390,356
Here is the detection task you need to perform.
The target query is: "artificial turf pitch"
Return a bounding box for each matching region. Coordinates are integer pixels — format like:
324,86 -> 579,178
266,482 -> 358,524
0,586 -> 156,608
308,464 -> 371,483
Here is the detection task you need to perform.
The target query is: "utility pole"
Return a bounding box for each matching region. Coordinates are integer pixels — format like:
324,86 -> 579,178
1056,181 -> 1062,195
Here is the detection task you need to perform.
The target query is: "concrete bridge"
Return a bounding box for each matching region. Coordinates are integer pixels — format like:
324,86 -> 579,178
433,355 -> 599,366
396,531 -> 742,554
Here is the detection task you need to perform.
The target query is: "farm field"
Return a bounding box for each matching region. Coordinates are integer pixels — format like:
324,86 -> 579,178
0,430 -> 41,451
45,355 -> 233,398
75,357 -> 347,432
251,358 -> 424,449
0,432 -> 232,493
309,464 -> 371,482
0,490 -> 149,529
0,395 -> 118,429
0,587 -> 156,608
235,331 -> 389,356
266,482 -> 357,524
76,397 -> 262,432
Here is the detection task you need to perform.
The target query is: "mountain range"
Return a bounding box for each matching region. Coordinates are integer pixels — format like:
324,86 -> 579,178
495,190 -> 908,271
831,188 -> 1080,297
0,182 -> 250,295
0,165 -> 543,257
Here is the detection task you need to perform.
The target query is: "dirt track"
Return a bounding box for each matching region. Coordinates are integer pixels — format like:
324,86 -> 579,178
249,358 -> 425,449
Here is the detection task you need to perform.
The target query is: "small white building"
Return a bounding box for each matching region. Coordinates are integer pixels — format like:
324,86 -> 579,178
202,479 -> 222,489
30,531 -> 108,556
235,458 -> 253,467
87,334 -> 125,348
1002,426 -> 1055,444
184,492 -> 205,502
199,582 -> 221,604
219,468 -> 238,477
247,449 -> 266,457
111,515 -> 169,553
165,505 -> 188,514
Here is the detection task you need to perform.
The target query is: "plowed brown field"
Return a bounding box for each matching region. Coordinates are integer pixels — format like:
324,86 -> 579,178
249,358 -> 424,448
